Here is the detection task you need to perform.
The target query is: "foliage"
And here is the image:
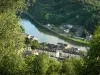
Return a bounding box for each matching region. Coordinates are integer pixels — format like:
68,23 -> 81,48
46,59 -> 62,75
0,0 -> 36,13
85,26 -> 100,75
30,53 -> 49,75
0,12 -> 24,52
72,58 -> 86,75
20,25 -> 25,33
24,55 -> 36,75
0,0 -> 25,13
0,0 -> 31,74
61,58 -> 76,75
24,53 -> 86,75
78,50 -> 87,57
61,57 -> 85,75
28,0 -> 100,33
0,51 -> 27,75
30,40 -> 40,49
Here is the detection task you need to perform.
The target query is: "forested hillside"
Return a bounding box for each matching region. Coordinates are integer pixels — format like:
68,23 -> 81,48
28,0 -> 100,33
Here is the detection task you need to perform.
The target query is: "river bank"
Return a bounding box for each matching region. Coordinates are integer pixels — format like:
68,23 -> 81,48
21,12 -> 89,46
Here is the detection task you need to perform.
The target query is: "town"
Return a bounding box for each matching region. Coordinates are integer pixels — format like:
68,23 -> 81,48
23,34 -> 86,60
45,24 -> 92,41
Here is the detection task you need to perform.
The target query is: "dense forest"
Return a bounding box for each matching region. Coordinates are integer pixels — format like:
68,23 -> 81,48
28,0 -> 100,33
0,0 -> 100,75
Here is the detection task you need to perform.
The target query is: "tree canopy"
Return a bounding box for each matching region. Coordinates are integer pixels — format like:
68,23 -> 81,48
85,26 -> 100,75
28,0 -> 100,33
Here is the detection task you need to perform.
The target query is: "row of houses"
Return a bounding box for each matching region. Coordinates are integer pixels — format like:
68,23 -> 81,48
23,34 -> 81,60
45,23 -> 92,41
39,42 -> 68,51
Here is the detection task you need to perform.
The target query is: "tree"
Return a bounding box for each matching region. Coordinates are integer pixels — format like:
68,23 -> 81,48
0,12 -> 26,75
85,26 -> 100,75
30,40 -> 40,49
72,58 -> 86,75
31,53 -> 49,75
0,50 -> 27,75
46,59 -> 62,75
24,55 -> 36,75
81,29 -> 89,38
0,0 -> 25,13
0,12 -> 24,53
78,50 -> 87,57
0,0 -> 36,13
0,0 -> 32,74
0,0 -> 36,74
61,58 -> 76,75
20,25 -> 25,33
28,0 -> 100,33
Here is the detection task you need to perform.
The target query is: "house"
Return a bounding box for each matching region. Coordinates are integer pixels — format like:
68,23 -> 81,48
60,24 -> 73,30
46,44 -> 58,52
24,34 -> 39,42
31,36 -> 39,41
85,35 -> 92,41
24,34 -> 31,39
56,51 -> 60,57
33,50 -> 39,55
57,42 -> 67,50
47,24 -> 50,27
64,29 -> 70,33
66,25 -> 73,29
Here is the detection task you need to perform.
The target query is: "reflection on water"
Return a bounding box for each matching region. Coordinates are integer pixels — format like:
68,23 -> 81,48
20,19 -> 66,44
20,19 -> 87,50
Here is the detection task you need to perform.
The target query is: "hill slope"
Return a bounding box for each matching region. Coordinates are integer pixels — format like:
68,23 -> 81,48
28,0 -> 100,33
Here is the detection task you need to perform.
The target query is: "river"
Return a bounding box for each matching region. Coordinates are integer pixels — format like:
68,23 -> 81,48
20,19 -> 87,51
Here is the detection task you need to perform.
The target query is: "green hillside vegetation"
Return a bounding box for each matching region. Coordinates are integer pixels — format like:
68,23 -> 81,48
28,0 -> 100,33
